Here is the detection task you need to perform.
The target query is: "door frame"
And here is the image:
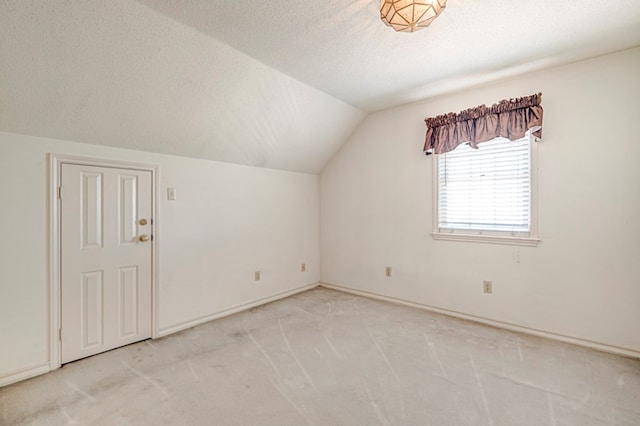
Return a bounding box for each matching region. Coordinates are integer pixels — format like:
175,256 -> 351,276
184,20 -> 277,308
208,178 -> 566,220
49,154 -> 160,370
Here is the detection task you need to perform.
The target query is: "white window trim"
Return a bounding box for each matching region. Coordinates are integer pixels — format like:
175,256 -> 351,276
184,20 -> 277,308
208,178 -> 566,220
431,134 -> 540,246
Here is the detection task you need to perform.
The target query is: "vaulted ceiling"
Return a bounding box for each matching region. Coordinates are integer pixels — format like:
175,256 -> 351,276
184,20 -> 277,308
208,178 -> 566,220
1,1 -> 639,173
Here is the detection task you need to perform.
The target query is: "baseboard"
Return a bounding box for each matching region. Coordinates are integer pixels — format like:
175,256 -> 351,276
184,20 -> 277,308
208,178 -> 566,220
2,284 -> 318,388
320,282 -> 640,359
158,283 -> 319,337
0,362 -> 50,388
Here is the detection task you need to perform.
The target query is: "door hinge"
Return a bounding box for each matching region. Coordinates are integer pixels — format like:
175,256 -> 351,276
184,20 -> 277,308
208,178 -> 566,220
57,186 -> 62,200
151,234 -> 154,241
58,328 -> 62,341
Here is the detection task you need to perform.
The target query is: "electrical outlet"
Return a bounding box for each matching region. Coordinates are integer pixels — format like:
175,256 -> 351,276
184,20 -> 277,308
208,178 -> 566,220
301,263 -> 306,272
385,266 -> 392,277
483,280 -> 492,293
255,271 -> 261,282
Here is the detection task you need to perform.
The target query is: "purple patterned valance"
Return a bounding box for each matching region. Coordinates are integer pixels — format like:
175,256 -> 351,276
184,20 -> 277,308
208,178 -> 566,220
424,93 -> 543,155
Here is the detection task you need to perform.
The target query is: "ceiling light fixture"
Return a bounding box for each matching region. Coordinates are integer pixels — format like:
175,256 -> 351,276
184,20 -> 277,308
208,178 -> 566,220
380,0 -> 447,33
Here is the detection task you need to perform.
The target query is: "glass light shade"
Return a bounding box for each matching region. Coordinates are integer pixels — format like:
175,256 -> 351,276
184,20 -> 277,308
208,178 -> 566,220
380,0 -> 447,32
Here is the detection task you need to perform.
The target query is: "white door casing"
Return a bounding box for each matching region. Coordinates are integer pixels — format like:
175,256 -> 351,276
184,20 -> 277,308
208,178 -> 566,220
60,164 -> 153,363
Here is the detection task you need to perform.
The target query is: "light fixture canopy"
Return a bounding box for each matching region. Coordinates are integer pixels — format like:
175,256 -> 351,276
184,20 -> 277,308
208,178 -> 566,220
380,0 -> 447,33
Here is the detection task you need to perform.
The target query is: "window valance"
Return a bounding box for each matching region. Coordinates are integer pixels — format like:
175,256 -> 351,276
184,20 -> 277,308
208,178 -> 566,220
424,93 -> 543,155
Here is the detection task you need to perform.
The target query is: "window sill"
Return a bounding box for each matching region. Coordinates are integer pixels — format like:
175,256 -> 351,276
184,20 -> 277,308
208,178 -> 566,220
432,232 -> 540,247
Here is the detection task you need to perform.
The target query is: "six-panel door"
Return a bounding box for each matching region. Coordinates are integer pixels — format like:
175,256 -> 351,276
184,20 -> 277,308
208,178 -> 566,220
60,164 -> 152,364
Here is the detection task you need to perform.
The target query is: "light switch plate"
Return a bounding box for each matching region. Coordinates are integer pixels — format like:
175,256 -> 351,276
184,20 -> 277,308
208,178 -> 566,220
167,187 -> 177,201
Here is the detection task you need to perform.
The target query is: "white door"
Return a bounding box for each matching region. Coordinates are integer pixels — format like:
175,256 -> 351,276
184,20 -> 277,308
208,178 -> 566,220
60,164 -> 153,364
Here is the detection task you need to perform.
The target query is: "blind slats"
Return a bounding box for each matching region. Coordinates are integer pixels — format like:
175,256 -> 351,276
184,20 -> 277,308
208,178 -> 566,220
438,136 -> 531,233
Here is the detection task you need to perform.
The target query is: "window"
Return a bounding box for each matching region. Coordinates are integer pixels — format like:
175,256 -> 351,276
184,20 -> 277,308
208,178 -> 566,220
433,133 -> 539,246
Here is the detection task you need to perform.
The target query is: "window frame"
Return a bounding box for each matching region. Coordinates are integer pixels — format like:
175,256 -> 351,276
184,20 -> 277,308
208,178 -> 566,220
431,133 -> 540,246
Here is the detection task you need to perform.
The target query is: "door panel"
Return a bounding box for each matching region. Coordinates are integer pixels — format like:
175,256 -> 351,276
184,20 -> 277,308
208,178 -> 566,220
81,171 -> 103,249
61,164 -> 152,364
81,270 -> 103,349
119,266 -> 138,338
119,174 -> 138,245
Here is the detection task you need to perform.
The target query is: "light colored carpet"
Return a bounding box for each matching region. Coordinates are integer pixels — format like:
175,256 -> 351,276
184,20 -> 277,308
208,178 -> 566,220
1,287 -> 639,425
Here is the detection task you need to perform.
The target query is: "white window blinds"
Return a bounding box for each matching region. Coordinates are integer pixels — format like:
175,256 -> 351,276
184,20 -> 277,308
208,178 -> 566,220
438,135 -> 531,234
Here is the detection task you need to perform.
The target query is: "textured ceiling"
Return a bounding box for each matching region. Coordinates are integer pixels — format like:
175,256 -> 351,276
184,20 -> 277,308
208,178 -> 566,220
139,0 -> 640,111
1,1 -> 639,173
0,0 -> 365,173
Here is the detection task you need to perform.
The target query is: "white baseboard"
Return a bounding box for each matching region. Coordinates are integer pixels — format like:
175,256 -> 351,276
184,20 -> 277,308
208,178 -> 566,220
158,283 -> 319,337
320,282 -> 640,359
0,362 -> 50,388
2,284 -> 319,388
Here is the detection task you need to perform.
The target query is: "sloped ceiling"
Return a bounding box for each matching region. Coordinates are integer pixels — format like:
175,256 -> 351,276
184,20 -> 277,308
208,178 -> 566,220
0,0 -> 365,173
140,0 -> 640,111
1,1 -> 639,173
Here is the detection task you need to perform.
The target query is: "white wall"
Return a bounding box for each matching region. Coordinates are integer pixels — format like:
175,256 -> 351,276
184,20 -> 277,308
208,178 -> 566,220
0,132 -> 319,383
321,48 -> 640,354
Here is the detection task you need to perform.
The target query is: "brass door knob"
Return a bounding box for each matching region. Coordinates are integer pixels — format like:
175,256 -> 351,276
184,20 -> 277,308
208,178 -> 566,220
139,218 -> 148,225
139,235 -> 150,242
